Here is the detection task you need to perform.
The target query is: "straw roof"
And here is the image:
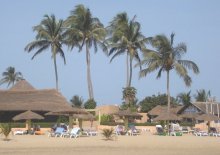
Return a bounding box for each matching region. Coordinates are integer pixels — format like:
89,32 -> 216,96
51,107 -> 88,115
180,113 -> 199,119
193,102 -> 220,115
148,105 -> 184,116
12,110 -> 44,121
154,112 -> 181,121
196,114 -> 219,121
114,109 -> 142,118
72,113 -> 95,120
0,80 -> 73,112
9,80 -> 35,91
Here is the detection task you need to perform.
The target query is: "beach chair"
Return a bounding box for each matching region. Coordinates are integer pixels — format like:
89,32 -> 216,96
83,129 -> 98,136
155,125 -> 166,136
48,127 -> 65,137
193,128 -> 208,136
115,125 -> 126,135
63,127 -> 81,138
127,125 -> 141,136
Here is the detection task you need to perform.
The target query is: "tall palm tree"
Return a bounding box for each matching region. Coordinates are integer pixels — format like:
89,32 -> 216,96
140,33 -> 199,114
0,66 -> 23,87
177,91 -> 191,106
194,89 -> 211,102
107,13 -> 148,87
25,14 -> 66,91
64,4 -> 107,99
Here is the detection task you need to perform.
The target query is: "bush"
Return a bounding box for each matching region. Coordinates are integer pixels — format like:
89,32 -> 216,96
84,99 -> 97,109
102,128 -> 114,140
0,123 -> 12,140
100,114 -> 113,124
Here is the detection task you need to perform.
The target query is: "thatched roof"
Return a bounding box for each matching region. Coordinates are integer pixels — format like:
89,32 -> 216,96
114,109 -> 142,118
193,102 -> 220,115
196,113 -> 219,121
48,107 -> 88,115
72,113 -> 95,120
148,105 -> 184,116
13,110 -> 44,121
9,80 -> 35,91
180,113 -> 199,119
154,112 -> 181,121
0,81 -> 73,112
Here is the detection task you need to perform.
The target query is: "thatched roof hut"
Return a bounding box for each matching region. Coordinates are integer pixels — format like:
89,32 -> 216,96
0,80 -> 73,112
148,105 -> 183,116
154,112 -> 181,121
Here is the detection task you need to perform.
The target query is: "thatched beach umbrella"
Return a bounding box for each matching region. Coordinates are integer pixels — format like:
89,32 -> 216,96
47,107 -> 88,129
154,112 -> 181,135
13,110 -> 44,132
196,114 -> 219,132
72,113 -> 95,129
114,109 -> 142,129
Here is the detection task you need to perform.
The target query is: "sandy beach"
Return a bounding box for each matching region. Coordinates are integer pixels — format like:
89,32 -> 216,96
0,132 -> 219,155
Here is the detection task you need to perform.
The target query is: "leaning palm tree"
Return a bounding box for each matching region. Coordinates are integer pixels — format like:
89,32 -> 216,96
0,66 -> 23,87
25,14 -> 66,90
64,4 -> 107,99
107,12 -> 148,87
140,33 -> 199,114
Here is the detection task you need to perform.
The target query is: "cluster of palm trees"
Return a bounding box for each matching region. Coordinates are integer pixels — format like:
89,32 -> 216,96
24,4 -> 199,112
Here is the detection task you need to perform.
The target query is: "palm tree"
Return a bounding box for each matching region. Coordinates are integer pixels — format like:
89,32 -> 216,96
177,91 -> 191,106
0,66 -> 23,87
25,14 -> 66,91
107,13 -> 148,87
122,87 -> 137,107
140,33 -> 199,114
70,95 -> 84,108
64,4 -> 107,99
194,89 -> 211,102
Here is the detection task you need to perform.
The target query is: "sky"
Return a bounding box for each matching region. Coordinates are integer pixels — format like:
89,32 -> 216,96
0,0 -> 220,105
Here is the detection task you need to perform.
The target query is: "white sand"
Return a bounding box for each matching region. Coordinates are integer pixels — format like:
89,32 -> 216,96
0,132 -> 219,155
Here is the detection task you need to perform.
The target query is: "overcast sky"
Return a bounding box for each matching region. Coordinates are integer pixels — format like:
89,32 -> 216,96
1,0 -> 220,105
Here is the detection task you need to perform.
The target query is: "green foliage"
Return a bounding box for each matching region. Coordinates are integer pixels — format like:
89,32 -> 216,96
102,128 -> 114,140
56,116 -> 68,124
120,99 -> 138,112
177,91 -> 191,106
194,89 -> 211,102
138,93 -> 178,112
84,99 -> 97,109
0,66 -> 23,87
122,87 -> 137,106
0,123 -> 12,140
70,95 -> 84,108
100,114 -> 114,124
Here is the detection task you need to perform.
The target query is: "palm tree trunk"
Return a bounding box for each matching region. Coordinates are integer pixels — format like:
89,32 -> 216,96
128,56 -> 132,87
53,55 -> 59,91
167,70 -> 170,113
167,70 -> 170,135
126,53 -> 129,87
86,42 -> 94,99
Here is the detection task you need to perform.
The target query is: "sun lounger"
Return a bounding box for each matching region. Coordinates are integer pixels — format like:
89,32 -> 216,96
48,127 -> 65,137
115,125 -> 127,135
193,128 -> 208,136
127,125 -> 141,136
83,129 -> 98,136
155,125 -> 166,136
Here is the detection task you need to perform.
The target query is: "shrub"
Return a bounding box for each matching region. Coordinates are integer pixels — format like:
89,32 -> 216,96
0,123 -> 12,141
84,99 -> 97,109
102,128 -> 114,140
100,114 -> 113,124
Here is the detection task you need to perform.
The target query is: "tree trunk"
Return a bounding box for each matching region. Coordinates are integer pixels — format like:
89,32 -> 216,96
167,70 -> 170,113
128,56 -> 133,87
167,70 -> 170,135
53,54 -> 59,91
126,53 -> 129,87
86,42 -> 94,99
